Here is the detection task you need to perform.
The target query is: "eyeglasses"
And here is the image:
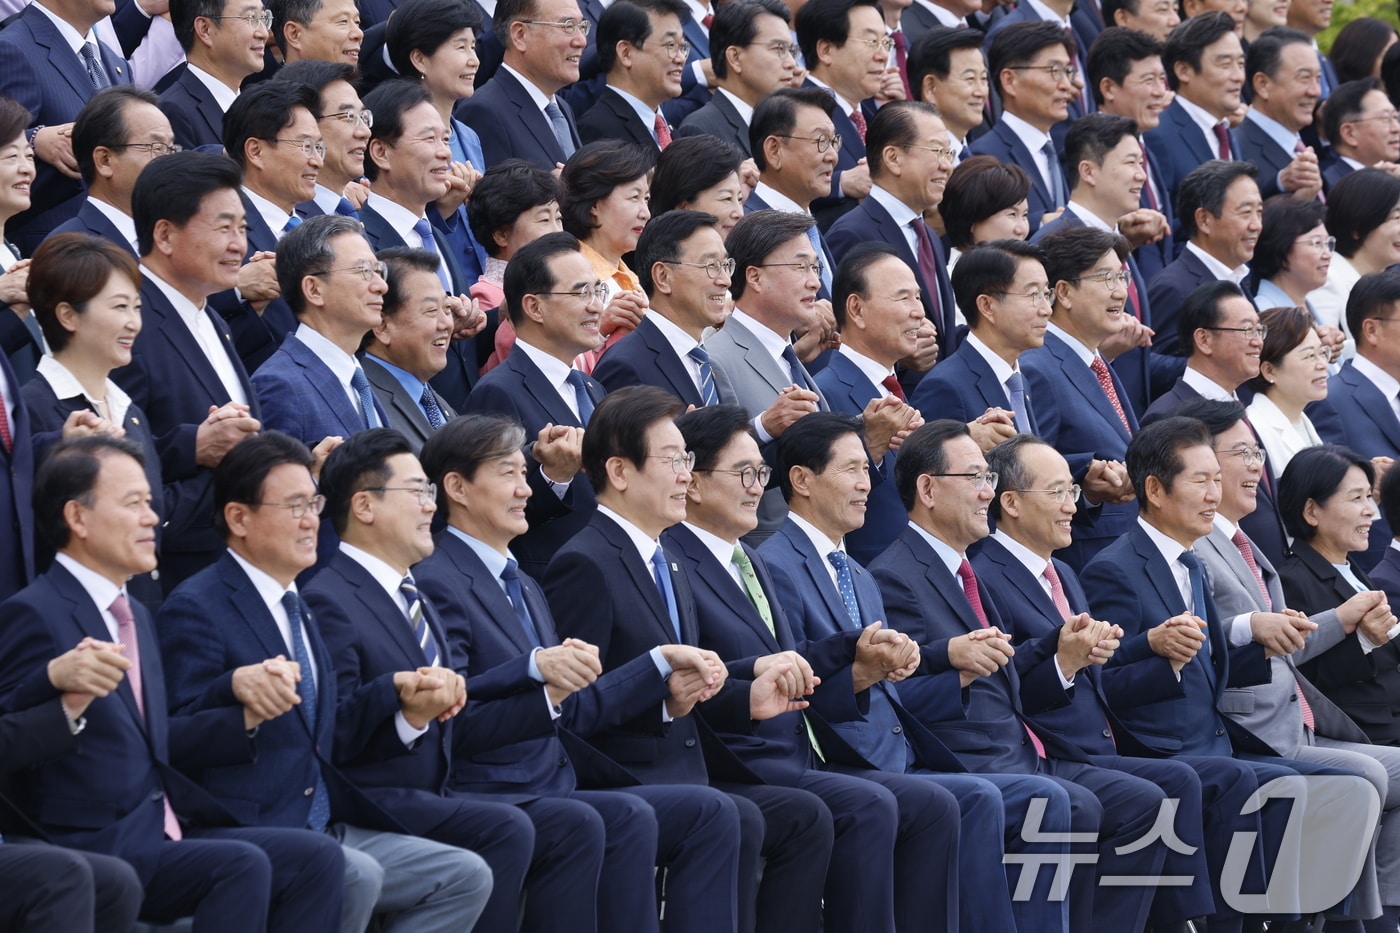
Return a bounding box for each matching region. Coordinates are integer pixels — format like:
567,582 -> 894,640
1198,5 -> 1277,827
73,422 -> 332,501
1348,110 -> 1400,125
270,138 -> 327,159
537,282 -> 609,304
992,288 -> 1054,306
853,36 -> 895,53
1009,484 -> 1081,503
906,143 -> 957,161
1292,348 -> 1328,365
320,109 -> 374,129
649,450 -> 697,474
646,39 -> 691,59
253,494 -> 326,518
1216,446 -> 1267,466
364,483 -> 438,506
759,259 -> 826,278
211,9 -> 273,28
1007,63 -> 1079,83
108,142 -> 182,156
774,133 -> 842,153
520,17 -> 591,35
1202,324 -> 1268,340
702,464 -> 773,489
312,261 -> 388,282
1295,234 -> 1335,252
930,469 -> 999,491
663,258 -> 735,280
1073,269 -> 1132,289
754,40 -> 800,60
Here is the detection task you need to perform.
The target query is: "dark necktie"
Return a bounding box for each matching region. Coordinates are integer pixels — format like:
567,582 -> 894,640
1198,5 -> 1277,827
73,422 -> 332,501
420,384 -> 446,430
565,369 -> 595,425
1124,262 -> 1142,321
350,367 -> 381,429
651,547 -> 683,642
688,345 -> 720,406
400,576 -> 440,667
282,214 -> 302,236
891,30 -> 911,98
80,42 -> 110,90
1042,140 -> 1066,208
544,100 -> 576,159
957,559 -> 1046,756
781,345 -> 813,393
1176,551 -> 1211,660
500,558 -> 543,649
827,550 -> 862,629
279,591 -> 330,832
909,218 -> 948,335
701,11 -> 713,27
1139,143 -> 1160,212
1212,122 -> 1233,160
334,197 -> 360,219
881,373 -> 906,402
413,218 -> 452,291
849,108 -> 867,145
1006,370 -> 1030,432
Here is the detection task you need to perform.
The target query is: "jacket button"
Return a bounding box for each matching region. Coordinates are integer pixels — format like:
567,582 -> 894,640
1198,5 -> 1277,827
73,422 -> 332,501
558,757 -> 567,767
1215,728 -> 1225,736
304,787 -> 315,797
1289,694 -> 1298,702
684,738 -> 696,748
1102,729 -> 1112,738
150,791 -> 163,802
892,725 -> 903,735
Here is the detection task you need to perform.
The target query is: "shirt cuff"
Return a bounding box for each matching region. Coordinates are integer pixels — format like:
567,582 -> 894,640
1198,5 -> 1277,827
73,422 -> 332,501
542,685 -> 562,720
650,646 -> 673,679
540,467 -> 572,499
690,60 -> 708,88
1055,660 -> 1075,689
1228,613 -> 1255,647
1358,629 -> 1380,654
528,646 -> 544,683
752,414 -> 774,445
394,710 -> 430,746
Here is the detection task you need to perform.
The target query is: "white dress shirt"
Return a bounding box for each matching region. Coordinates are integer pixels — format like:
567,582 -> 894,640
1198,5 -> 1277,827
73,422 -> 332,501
227,549 -> 319,685
141,265 -> 249,406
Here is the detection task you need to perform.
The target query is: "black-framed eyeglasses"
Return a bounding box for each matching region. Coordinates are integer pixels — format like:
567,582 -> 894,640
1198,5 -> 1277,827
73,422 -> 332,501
649,451 -> 697,474
270,138 -> 327,159
320,109 -> 374,129
702,464 -> 773,489
364,483 -> 438,506
253,495 -> 326,518
1202,324 -> 1268,339
1006,63 -> 1079,82
663,258 -> 735,280
929,470 -> 999,491
520,17 -> 590,35
108,142 -> 183,156
211,9 -> 273,28
1216,446 -> 1267,466
537,282 -> 609,304
774,133 -> 842,153
1009,484 -> 1081,503
758,259 -> 826,277
312,261 -> 387,282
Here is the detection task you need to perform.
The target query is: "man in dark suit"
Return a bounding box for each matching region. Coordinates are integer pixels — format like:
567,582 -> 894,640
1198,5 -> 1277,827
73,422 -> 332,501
542,387 -> 835,933
1284,0 -> 1336,99
156,431 -> 493,931
268,0 -> 364,69
1237,28 -> 1325,201
111,152 -> 263,592
0,345 -> 35,602
1319,77 -> 1400,193
0,436 -> 346,932
309,427 -> 616,933
362,248 -> 459,455
901,0 -> 978,42
985,0 -> 1100,69
460,232 -> 607,575
251,216 -> 392,446
674,0 -> 795,155
1143,13 -> 1243,203
0,0 -> 133,253
1144,161 -> 1261,356
416,412 -> 748,933
273,60 -> 369,220
161,0 -> 272,150
455,0 -> 585,168
577,0 -> 687,149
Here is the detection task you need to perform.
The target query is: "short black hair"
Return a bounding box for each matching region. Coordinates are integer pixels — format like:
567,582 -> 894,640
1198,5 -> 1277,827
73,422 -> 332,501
361,79 -> 435,183
712,0 -> 791,81
581,386 -> 684,493
268,0 -> 327,55
650,134 -> 745,215
73,86 -> 162,186
988,20 -> 1076,98
1279,444 -> 1376,541
493,0 -> 541,45
939,155 -> 1032,250
223,80 -> 321,169
832,242 -> 903,328
1177,280 -> 1249,356
986,433 -> 1053,521
1172,397 -> 1247,441
909,26 -> 986,101
1039,226 -> 1129,291
273,58 -> 357,95
633,209 -> 720,297
34,436 -> 146,553
866,100 -> 941,179
171,0 -> 228,53
1327,167 -> 1400,259
776,411 -> 866,503
132,151 -> 243,257
386,0 -> 482,78
725,210 -> 815,301
1087,27 -> 1162,106
319,428 -> 415,535
1330,17 -> 1398,86
559,140 -> 657,239
596,0 -> 688,74
468,160 -> 559,257
1126,415 -> 1212,506
1251,195 -> 1326,281
212,431 -> 314,537
421,412 -> 528,511
1379,446 -> 1400,532
750,86 -> 836,172
950,239 -> 1045,328
1063,112 -> 1139,192
794,0 -> 882,76
377,245 -> 443,318
502,231 -> 582,326
676,404 -> 758,473
1177,160 -> 1258,242
893,419 -> 971,511
276,214 -> 366,316
1163,11 -> 1237,91
1346,270 -> 1400,343
1320,77 -> 1383,147
1245,26 -> 1314,91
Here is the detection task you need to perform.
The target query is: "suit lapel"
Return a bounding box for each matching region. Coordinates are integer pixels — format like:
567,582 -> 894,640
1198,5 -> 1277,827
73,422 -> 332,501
505,71 -> 565,164
1132,527 -> 1187,616
51,569 -> 149,731
509,349 -> 582,428
182,70 -> 223,143
998,121 -> 1052,207
729,318 -> 795,397
674,527 -> 780,652
31,10 -> 100,101
143,283 -> 234,405
640,318 -> 703,406
1050,334 -> 1133,443
288,338 -> 366,434
597,518 -> 676,643
444,535 -> 537,655
1344,365 -> 1400,452
219,556 -> 319,735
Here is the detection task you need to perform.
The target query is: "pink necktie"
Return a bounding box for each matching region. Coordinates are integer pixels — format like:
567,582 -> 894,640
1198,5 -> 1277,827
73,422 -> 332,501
849,108 -> 867,145
1123,262 -> 1142,321
891,30 -> 911,98
1090,356 -> 1132,434
654,112 -> 671,150
0,381 -> 11,453
1229,531 -> 1314,730
957,560 -> 1046,757
110,595 -> 183,841
1140,143 -> 1160,212
1043,561 -> 1072,620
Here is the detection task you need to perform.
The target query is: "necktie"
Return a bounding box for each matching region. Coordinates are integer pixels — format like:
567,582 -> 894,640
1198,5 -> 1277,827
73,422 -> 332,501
849,108 -> 867,145
279,592 -> 330,832
653,112 -> 672,150
413,217 -> 452,291
500,558 -> 543,649
1090,356 -> 1131,434
350,366 -> 381,429
420,384 -> 446,430
544,100 -> 576,159
701,11 -> 713,27
109,594 -> 183,840
956,561 -> 1046,756
651,547 -> 683,642
1317,50 -> 1331,97
0,382 -> 11,454
688,345 -> 719,406
827,550 -> 863,629
1139,143 -> 1160,212
1123,262 -> 1142,321
1228,531 -> 1315,729
1043,561 -> 1072,621
780,344 -> 811,391
881,373 -> 906,402
1294,139 -> 1324,203
805,224 -> 833,296
400,577 -> 440,666
891,30 -> 911,98
80,42 -> 110,90
909,218 -> 948,335
1177,549 -> 1210,651
334,197 -> 360,218
1212,122 -> 1233,161
565,369 -> 595,425
1042,140 -> 1066,208
281,214 -> 302,236
1006,369 -> 1030,432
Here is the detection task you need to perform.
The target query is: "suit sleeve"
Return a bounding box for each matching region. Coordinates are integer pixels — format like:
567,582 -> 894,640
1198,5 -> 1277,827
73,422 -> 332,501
248,364 -> 309,443
1080,557 -> 1186,708
154,587 -> 240,716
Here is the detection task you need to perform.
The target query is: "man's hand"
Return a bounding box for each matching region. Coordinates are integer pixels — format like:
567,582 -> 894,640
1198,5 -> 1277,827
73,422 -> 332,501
840,160 -> 872,199
1316,324 -> 1346,362
446,294 -> 488,340
852,621 -> 920,692
532,424 -> 585,482
0,258 -> 30,308
660,645 -> 728,717
1097,317 -> 1154,362
738,157 -> 760,194
1056,614 -> 1117,678
760,386 -> 821,438
753,650 -> 816,699
862,395 -> 919,460
1115,209 -> 1168,248
1250,610 -> 1315,658
1082,459 -> 1133,505
599,291 -> 648,340
1146,614 -> 1206,673
394,668 -> 462,728
749,662 -> 820,720
310,435 -> 343,481
875,67 -> 906,103
1336,589 -> 1388,634
536,639 -> 603,706
434,161 -> 477,216
793,300 -> 839,362
1355,596 -> 1397,647
236,253 -> 281,305
195,403 -> 260,468
968,409 -> 1016,451
947,627 -> 1015,686
896,318 -> 940,376
343,180 -> 371,209
34,125 -> 78,179
232,656 -> 302,729
49,638 -> 131,717
1279,148 -> 1323,201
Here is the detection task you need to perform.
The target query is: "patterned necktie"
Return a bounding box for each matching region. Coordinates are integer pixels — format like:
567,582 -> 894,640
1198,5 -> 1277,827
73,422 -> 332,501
0,381 -> 11,453
565,369 -> 595,425
420,384 -> 446,430
400,576 -> 440,666
651,547 -> 683,642
653,112 -> 672,150
909,218 -> 947,335
544,100 -> 576,158
109,594 -> 183,840
279,592 -> 330,832
688,345 -> 720,406
1042,139 -> 1066,208
1212,122 -> 1233,160
334,197 -> 360,218
1139,143 -> 1159,212
1006,370 -> 1030,432
956,561 -> 1046,756
80,42 -> 110,90
281,214 -> 302,236
881,373 -> 906,403
827,550 -> 862,629
500,558 -> 543,649
413,217 -> 452,291
849,108 -> 867,145
805,224 -> 833,295
1123,262 -> 1142,321
1090,356 -> 1132,434
1176,552 -> 1210,663
891,30 -> 911,98
1043,561 -> 1072,621
350,366 -> 381,429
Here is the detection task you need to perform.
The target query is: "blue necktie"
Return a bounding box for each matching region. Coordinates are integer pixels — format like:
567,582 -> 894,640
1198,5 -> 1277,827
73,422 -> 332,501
334,197 -> 360,219
420,384 -> 446,430
1317,50 -> 1331,97
413,217 -> 452,291
565,369 -> 595,425
282,214 -> 302,236
651,547 -> 683,642
544,100 -> 576,159
500,558 -> 542,649
400,576 -> 440,666
349,366 -> 381,429
1006,369 -> 1030,432
827,550 -> 862,629
80,42 -> 109,90
279,591 -> 330,832
1177,550 -> 1212,660
781,344 -> 810,390
805,224 -> 833,296
1042,140 -> 1066,209
688,345 -> 720,406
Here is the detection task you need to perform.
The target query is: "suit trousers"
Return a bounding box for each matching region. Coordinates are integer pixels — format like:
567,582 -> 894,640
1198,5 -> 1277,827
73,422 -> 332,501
134,837 -> 272,931
192,825 -> 346,932
333,822 -> 493,933
719,782 -> 833,933
0,840 -> 142,933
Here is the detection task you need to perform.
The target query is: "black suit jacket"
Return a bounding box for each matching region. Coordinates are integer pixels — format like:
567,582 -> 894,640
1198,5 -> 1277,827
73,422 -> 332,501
158,64 -> 226,151
577,86 -> 660,150
455,68 -> 581,170
674,90 -> 750,155
46,199 -> 136,255
1235,117 -> 1301,201
1145,248 -> 1256,356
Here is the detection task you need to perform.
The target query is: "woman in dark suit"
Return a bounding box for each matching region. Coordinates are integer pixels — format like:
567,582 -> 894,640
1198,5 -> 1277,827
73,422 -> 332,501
1279,443 -> 1400,745
20,233 -> 170,607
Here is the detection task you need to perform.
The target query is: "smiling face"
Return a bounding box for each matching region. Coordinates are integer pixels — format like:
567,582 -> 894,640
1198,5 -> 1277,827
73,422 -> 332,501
1002,43 -> 1075,132
1246,0 -> 1289,35
1253,40 -> 1321,133
885,110 -> 953,211
611,417 -> 692,537
1306,464 -> 1376,562
0,132 -> 34,220
999,442 -> 1076,557
687,429 -> 765,541
372,267 -> 452,381
496,200 -> 563,259
590,174 -> 651,259
512,0 -> 587,94
1285,0 -> 1331,35
287,0 -> 362,64
414,27 -> 479,104
523,248 -> 606,360
1055,248 -> 1127,350
1114,0 -> 1178,39
922,46 -> 988,141
657,224 -> 731,335
793,430 -> 871,540
1339,89 -> 1400,164
229,462 -> 321,585
626,10 -> 687,106
744,233 -> 822,334
979,256 -> 1052,357
728,14 -> 799,100
450,448 -> 532,551
99,101 -> 174,201
64,451 -> 159,584
374,102 -> 452,207
681,171 -> 745,237
815,4 -> 888,102
204,0 -> 270,79
309,232 -> 388,339
1278,222 -> 1332,293
57,271 -> 143,373
768,103 -> 840,205
1145,443 -> 1221,546
1176,31 -> 1245,119
363,452 -> 438,570
1212,418 -> 1262,522
1198,174 -> 1263,268
923,433 -> 993,552
315,80 -> 371,190
1261,324 -> 1328,408
844,255 -> 924,366
1088,133 -> 1147,219
1197,294 -> 1263,387
249,105 -> 322,208
1100,55 -> 1169,131
970,199 -> 1030,243
158,186 -> 248,298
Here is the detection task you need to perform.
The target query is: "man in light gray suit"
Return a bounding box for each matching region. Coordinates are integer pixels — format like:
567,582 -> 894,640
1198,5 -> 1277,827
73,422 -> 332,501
361,247 -> 459,454
1184,399 -> 1400,930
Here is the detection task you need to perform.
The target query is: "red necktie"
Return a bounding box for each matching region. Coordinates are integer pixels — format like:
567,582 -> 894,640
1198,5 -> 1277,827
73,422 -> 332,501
958,559 -> 1046,757
1139,143 -> 1159,212
1043,561 -> 1072,621
701,11 -> 712,28
1123,262 -> 1142,321
909,218 -> 947,334
881,373 -> 906,402
1090,356 -> 1132,434
0,381 -> 11,453
654,112 -> 671,150
1230,530 -> 1315,730
891,30 -> 911,99
1212,122 -> 1233,160
849,107 -> 867,145
110,594 -> 184,841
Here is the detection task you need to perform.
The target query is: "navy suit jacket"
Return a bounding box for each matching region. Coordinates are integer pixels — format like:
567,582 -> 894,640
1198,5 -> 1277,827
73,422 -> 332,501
910,338 -> 1038,434
577,86 -> 659,150
158,64 -> 225,151
591,315 -> 736,408
0,564 -> 250,883
1135,144 -> 1177,287
1235,117 -> 1298,201
805,78 -> 866,231
1079,523 -> 1270,757
986,0 -> 1101,65
205,192 -> 298,373
46,200 -> 136,255
674,90 -> 750,155
0,4 -> 132,252
1145,247 -> 1253,357
455,68 -> 581,170
1144,98 -> 1240,219
460,343 -> 605,576
250,332 -> 389,445
0,351 -> 34,602
1321,152 -> 1354,192
967,118 -> 1061,235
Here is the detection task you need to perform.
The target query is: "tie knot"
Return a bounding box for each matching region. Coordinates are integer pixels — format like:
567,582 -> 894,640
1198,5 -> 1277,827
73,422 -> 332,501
1231,529 -> 1250,549
412,217 -> 433,240
956,558 -> 976,588
335,197 -> 359,217
688,345 -> 712,365
1007,370 -> 1023,392
350,366 -> 370,392
109,593 -> 134,624
501,557 -> 520,582
280,590 -> 302,621
1178,550 -> 1202,573
827,549 -> 849,573
652,546 -> 669,572
566,369 -> 590,391
1043,560 -> 1060,584
399,576 -> 419,602
282,214 -> 303,234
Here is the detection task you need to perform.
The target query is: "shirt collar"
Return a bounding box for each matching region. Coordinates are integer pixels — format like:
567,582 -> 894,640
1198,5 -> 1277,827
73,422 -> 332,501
514,337 -> 578,397
365,352 -> 426,404
227,547 -> 298,617
608,84 -> 663,140
295,323 -> 359,389
1024,0 -> 1071,27
36,355 -> 131,425
1341,155 -> 1366,171
1351,353 -> 1400,403
312,184 -> 344,214
1138,514 -> 1190,564
88,197 -> 138,250
1175,93 -> 1230,140
752,181 -> 807,214
682,520 -> 742,570
680,0 -> 711,28
141,264 -> 207,322
647,308 -> 703,356
1046,320 -> 1096,365
1185,240 -> 1249,285
445,525 -> 513,586
965,331 -> 1018,386
728,307 -> 793,365
804,74 -> 855,116
242,185 -> 295,237
867,184 -> 919,226
1244,107 -> 1301,155
32,2 -> 96,53
1211,511 -> 1239,540
54,552 -> 124,612
339,541 -> 410,603
501,62 -> 553,110
907,519 -> 965,575
788,510 -> 844,556
991,527 -> 1049,579
186,63 -> 239,111
911,0 -> 966,26
1066,200 -> 1114,232
716,87 -> 754,123
596,504 -> 665,567
999,110 -> 1054,153
1182,363 -> 1238,401
366,193 -> 427,243
837,343 -> 894,388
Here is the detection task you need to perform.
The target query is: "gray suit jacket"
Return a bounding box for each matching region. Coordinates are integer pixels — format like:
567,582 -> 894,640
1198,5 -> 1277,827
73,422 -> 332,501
674,90 -> 751,156
1197,523 -> 1369,754
361,354 -> 457,456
